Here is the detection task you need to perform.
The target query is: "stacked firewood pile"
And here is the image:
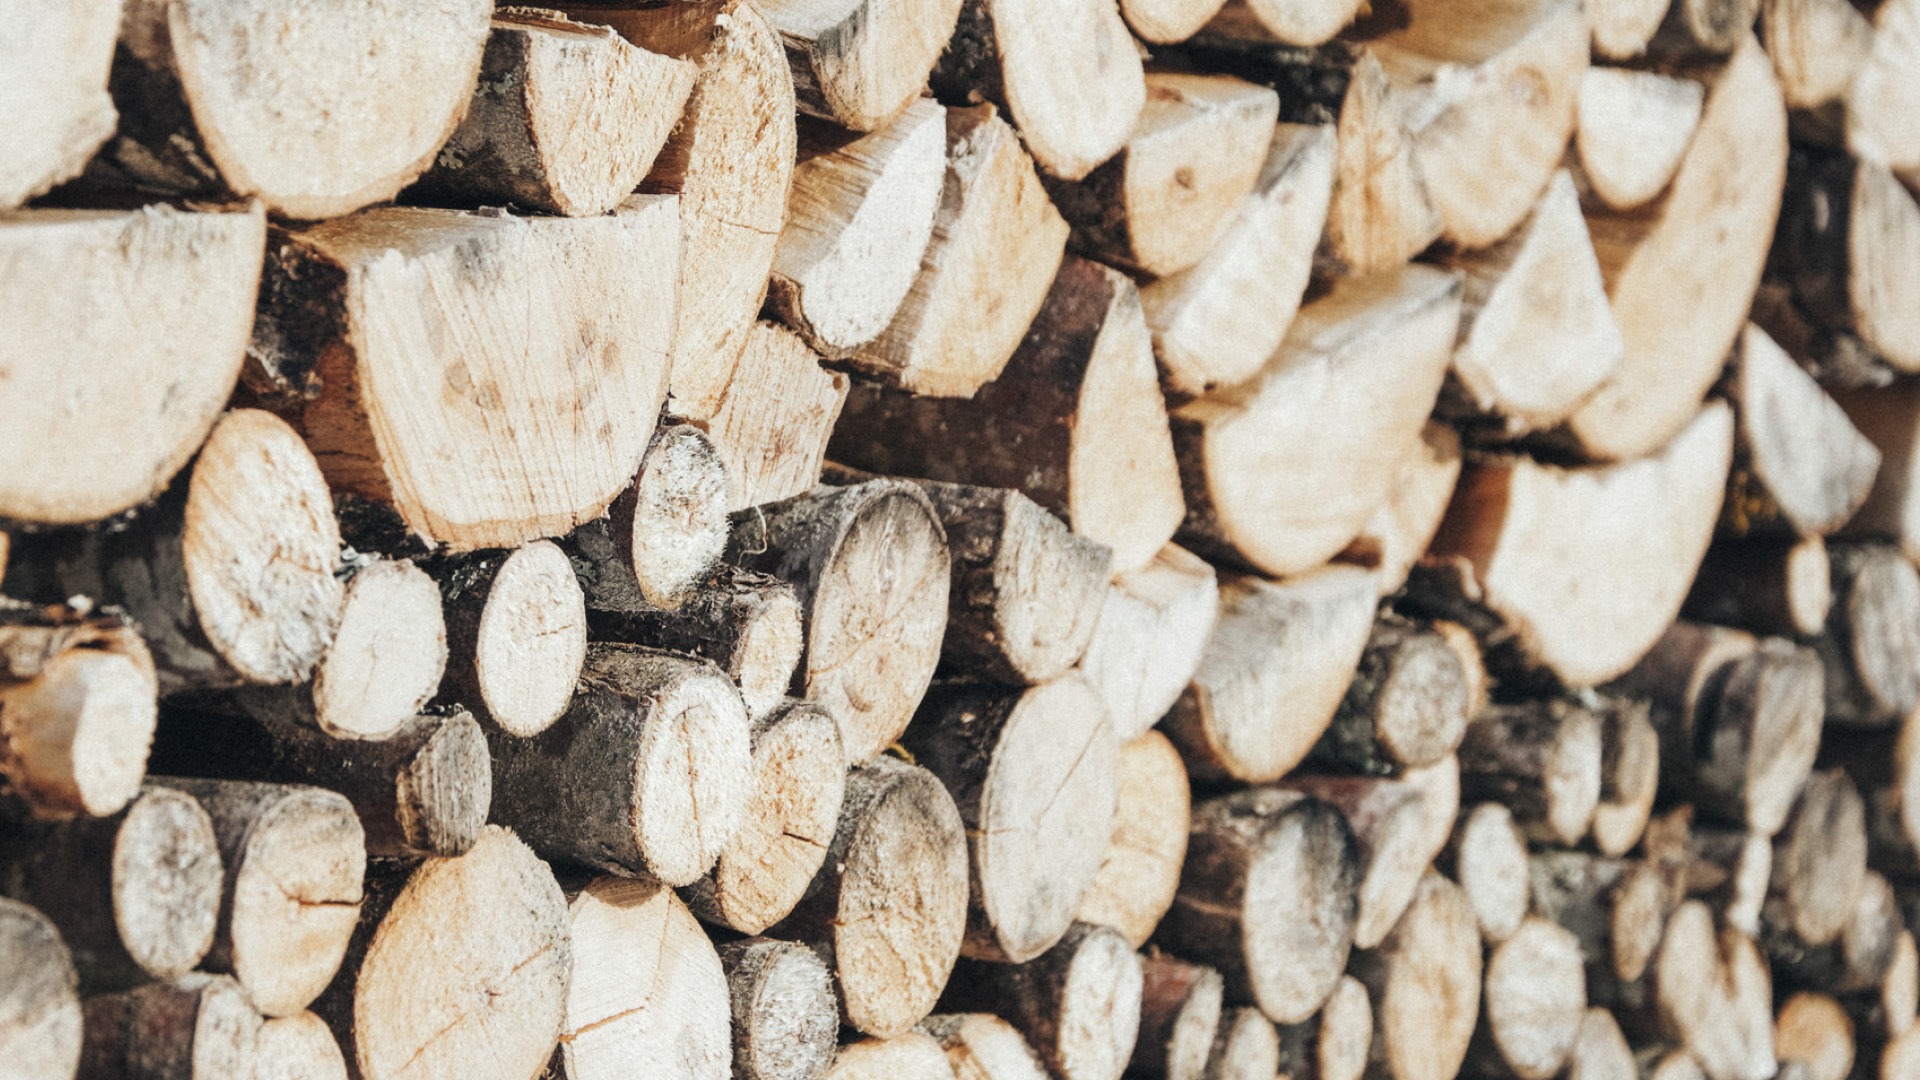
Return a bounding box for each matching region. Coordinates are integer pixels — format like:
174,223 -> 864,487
8,0 -> 1920,1077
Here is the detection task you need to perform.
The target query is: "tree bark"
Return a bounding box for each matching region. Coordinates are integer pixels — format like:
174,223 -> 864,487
78,974 -> 261,1080
1457,700 -> 1604,847
1683,536 -> 1833,637
718,938 -> 839,1080
1131,953 -> 1224,1080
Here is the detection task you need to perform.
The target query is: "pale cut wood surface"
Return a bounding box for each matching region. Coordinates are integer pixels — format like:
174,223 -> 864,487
1076,731 -> 1192,948
1077,544 -> 1219,741
431,540 -> 587,739
758,0 -> 963,130
1123,0 -> 1230,42
78,973 -> 260,1080
719,938 -> 839,1080
1576,68 -> 1704,212
0,898 -> 82,1080
0,0 -> 117,209
1205,0 -> 1365,47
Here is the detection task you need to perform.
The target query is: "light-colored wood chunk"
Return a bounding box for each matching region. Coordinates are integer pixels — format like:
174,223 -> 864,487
0,0 -> 118,209
1848,0 -> 1920,173
707,323 -> 850,511
758,0 -> 963,130
1576,68 -> 1704,212
1203,0 -> 1365,47
1076,545 -> 1219,741
1075,731 -> 1190,948
1123,0 -> 1230,42
0,898 -> 82,1080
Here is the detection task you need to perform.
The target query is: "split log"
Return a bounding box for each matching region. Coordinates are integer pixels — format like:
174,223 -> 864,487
562,0 -> 796,422
757,0 -> 961,130
728,480 -> 950,764
1847,0 -> 1920,174
548,878 -> 729,1080
1274,774 -> 1437,949
1139,122 -> 1336,397
585,565 -> 803,723
569,424 -> 732,613
1652,911 -> 1776,1080
1768,770 -> 1870,949
1592,697 -> 1661,857
1528,851 -> 1671,993
1348,873 -> 1482,1080
843,104 -> 1069,397
1763,0 -> 1872,126
0,203 -> 265,526
1076,544 -> 1219,742
486,645 -> 752,886
1440,802 -> 1532,943
1408,402 -> 1734,687
1650,0 -> 1763,56
919,1013 -> 1049,1080
1575,68 -> 1703,212
1469,917 -> 1589,1080
1561,38 -> 1785,460
411,9 -> 694,217
707,323 -> 850,511
1770,870 -> 1904,993
1076,731 -> 1192,948
148,706 -> 490,859
0,898 -> 82,1080
832,1034 -> 957,1080
1774,993 -> 1853,1080
904,677 -> 1118,962
681,700 -> 846,935
1402,752 -> 1464,866
1124,0 -> 1230,42
913,481 -> 1111,685
102,0 -> 490,219
1880,1029 -> 1920,1080
1156,788 -> 1360,1024
316,826 -> 569,1080
247,200 -> 679,551
0,785 -> 221,991
430,540 -> 586,738
770,756 -> 970,1038
943,923 -> 1145,1080
0,602 -> 157,819
1819,545 -> 1920,728
1639,1050 -> 1708,1080
1343,423 -> 1463,596
1432,170 -> 1622,437
1272,976 -> 1369,1080
1568,1010 -> 1636,1080
253,1013 -> 347,1080
78,974 -> 260,1080
1457,700 -> 1604,846
718,939 -> 838,1080
1308,616 -> 1473,777
1163,568 -> 1377,784
931,0 -> 1146,181
1202,0 -> 1364,46
1,1 -> 117,208
1045,73 -> 1279,276
769,100 -> 948,358
1682,537 -> 1833,638
832,257 -> 1183,574
1132,954 -> 1224,1080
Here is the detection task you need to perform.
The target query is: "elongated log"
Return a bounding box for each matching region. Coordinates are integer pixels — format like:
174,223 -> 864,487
1205,1008 -> 1281,1080
0,786 -> 221,992
1440,803 -> 1531,943
1077,545 -> 1219,742
832,1034 -> 957,1080
1349,873 -> 1482,1080
1140,122 -> 1336,397
1344,423 -> 1463,596
707,323 -> 850,511
1,1 -> 117,209
1132,954 -> 1224,1080
844,104 -> 1069,397
411,9 -> 694,217
1820,545 -> 1920,728
1775,993 -> 1853,1080
0,203 -> 264,525
1273,976 -> 1369,1080
757,0 -> 961,130
771,756 -> 970,1038
1458,700 -> 1603,846
78,974 -> 260,1080
315,826 -> 569,1080
919,1014 -> 1048,1080
943,923 -> 1144,1080
1847,0 -> 1920,174
1170,266 -> 1459,577
1683,537 -> 1833,638
1309,616 -> 1472,776
488,645 -> 751,886
1156,788 -> 1360,1024
149,780 -> 362,1018
729,479 -> 950,764
681,700 -> 846,935
1409,402 -> 1733,687
1076,731 -> 1192,948
248,200 -> 678,550
1592,696 -> 1661,857
719,938 -> 839,1080
0,898 -> 82,1080
429,540 -> 585,738
548,877 -> 729,1080
1164,568 -> 1377,784
1045,73 -> 1278,276
253,1013 -> 347,1080
1433,170 -> 1622,437
770,100 -> 948,358
833,257 -> 1183,574
1575,68 -> 1703,212
1468,917 -> 1588,1080
102,0 -> 489,218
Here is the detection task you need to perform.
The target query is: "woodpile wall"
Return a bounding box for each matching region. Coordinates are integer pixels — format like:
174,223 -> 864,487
4,0 -> 1920,1078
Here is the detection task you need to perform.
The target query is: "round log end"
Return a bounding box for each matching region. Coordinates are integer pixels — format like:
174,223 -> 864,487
1242,798 -> 1360,1024
623,425 -> 730,609
394,707 -> 492,858
230,788 -> 366,1018
312,559 -> 446,741
115,786 -> 224,982
0,898 -> 81,1080
1373,631 -> 1472,770
0,644 -> 157,819
632,662 -> 755,887
1205,1007 -> 1279,1080
472,540 -> 586,737
1453,803 -> 1531,944
722,938 -> 840,1080
254,1012 -> 350,1080
1483,917 -> 1587,1080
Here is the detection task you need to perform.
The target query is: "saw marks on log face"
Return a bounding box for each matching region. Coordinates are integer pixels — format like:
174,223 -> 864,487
0,0 -> 117,209
467,541 -> 587,738
708,323 -> 850,511
0,204 -> 264,526
308,559 -> 446,741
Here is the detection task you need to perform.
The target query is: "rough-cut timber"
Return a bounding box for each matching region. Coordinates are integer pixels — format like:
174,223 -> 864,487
1308,616 -> 1474,777
1575,69 -> 1703,212
1077,545 -> 1219,741
833,1033 -> 958,1080
931,0 -> 1147,181
562,423 -> 730,614
1769,770 -> 1869,949
430,540 -> 586,738
1131,954 -> 1223,1080
845,105 -> 1069,397
1157,788 -> 1361,1024
564,0 -> 797,422
719,937 -> 839,1080
1140,123 -> 1336,397
707,323 -> 850,511
78,974 -> 260,1080
487,645 -> 752,886
1347,873 -> 1482,1080
770,100 -> 948,358
253,1013 -> 348,1080
942,924 -> 1145,1080
249,200 -> 677,551
104,0 -> 490,219
1458,701 -> 1603,846
150,780 -> 362,1018
0,203 -> 264,526
1170,266 -> 1460,577
1,1 -> 118,209
1076,731 -> 1192,948
771,756 -> 970,1038
549,877 -> 729,1080
682,700 -> 846,935
758,0 -> 963,130
0,602 -> 157,820
0,898 -> 82,1080
1208,1007 -> 1282,1080
1044,73 -> 1280,276
1683,538 -> 1833,638
1820,545 -> 1920,728
730,480 -> 950,764
413,9 -> 694,217
1563,38 -> 1786,460
919,1013 -> 1049,1080
0,786 -> 221,991
1470,917 -> 1588,1080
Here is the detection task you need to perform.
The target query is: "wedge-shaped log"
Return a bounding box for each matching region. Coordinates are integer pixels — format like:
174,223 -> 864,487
249,201 -> 678,551
1,1 -> 117,209
1171,266 -> 1459,577
1346,423 -> 1464,596
1076,731 -> 1192,947
759,0 -> 963,130
1768,770 -> 1869,950
833,258 -> 1183,574
931,0 -> 1146,181
1721,325 -> 1881,537
1588,0 -> 1669,58
0,204 -> 263,526
1077,545 -> 1219,741
103,0 -> 490,219
411,9 -> 694,217
707,323 -> 849,512
1847,0 -> 1920,175
1576,68 -> 1703,212
1763,0 -> 1872,128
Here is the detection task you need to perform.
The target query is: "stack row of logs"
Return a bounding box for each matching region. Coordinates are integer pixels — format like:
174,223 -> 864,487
7,0 -> 1920,1078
